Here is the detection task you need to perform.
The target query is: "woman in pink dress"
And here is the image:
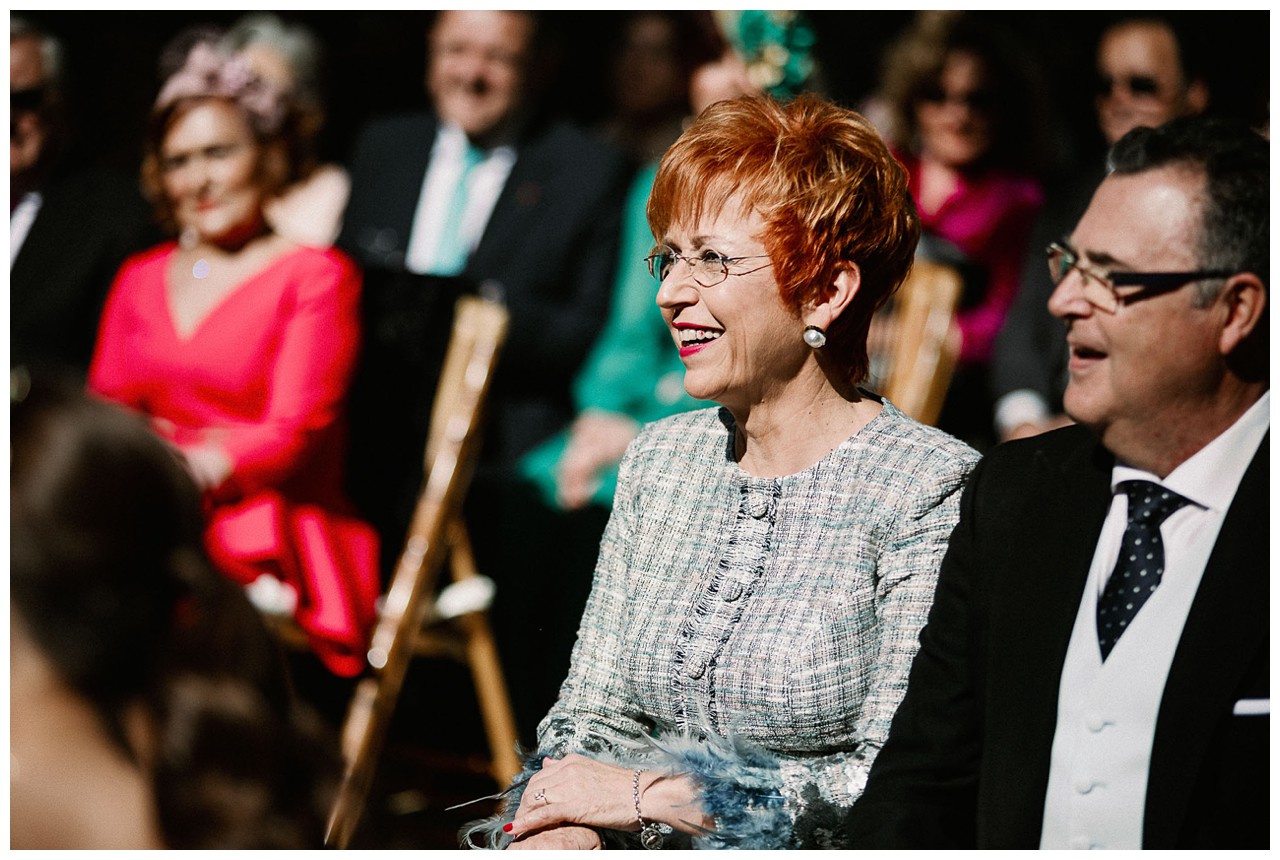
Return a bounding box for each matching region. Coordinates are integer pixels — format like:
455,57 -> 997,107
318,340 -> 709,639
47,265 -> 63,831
89,41 -> 377,677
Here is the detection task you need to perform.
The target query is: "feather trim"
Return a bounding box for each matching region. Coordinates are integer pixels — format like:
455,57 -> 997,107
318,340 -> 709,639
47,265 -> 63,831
459,726 -> 793,849
458,748 -> 542,850
631,729 -> 792,849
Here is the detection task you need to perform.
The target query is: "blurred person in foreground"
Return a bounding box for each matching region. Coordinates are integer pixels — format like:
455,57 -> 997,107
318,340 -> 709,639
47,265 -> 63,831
11,373 -> 340,849
10,15 -> 157,377
88,35 -> 378,678
462,94 -> 978,850
992,15 -> 1209,442
848,116 -> 1267,849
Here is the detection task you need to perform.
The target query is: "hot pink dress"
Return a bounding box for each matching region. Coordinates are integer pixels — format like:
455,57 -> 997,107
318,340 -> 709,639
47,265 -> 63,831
897,151 -> 1044,367
89,242 -> 379,677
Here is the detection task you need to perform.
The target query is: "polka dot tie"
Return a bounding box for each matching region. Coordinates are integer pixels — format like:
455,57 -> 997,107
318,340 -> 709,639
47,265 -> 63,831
1096,481 -> 1190,661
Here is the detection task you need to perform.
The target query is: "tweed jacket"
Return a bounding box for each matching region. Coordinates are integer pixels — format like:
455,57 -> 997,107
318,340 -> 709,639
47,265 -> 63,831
472,400 -> 977,849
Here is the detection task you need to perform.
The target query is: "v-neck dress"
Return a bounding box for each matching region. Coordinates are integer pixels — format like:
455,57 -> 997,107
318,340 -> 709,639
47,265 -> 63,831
89,242 -> 378,677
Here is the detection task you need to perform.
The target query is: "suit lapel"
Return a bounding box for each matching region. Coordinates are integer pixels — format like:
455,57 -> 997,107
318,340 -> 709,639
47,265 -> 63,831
1143,433 -> 1269,847
1024,435 -> 1115,654
389,118 -> 438,245
469,129 -> 550,276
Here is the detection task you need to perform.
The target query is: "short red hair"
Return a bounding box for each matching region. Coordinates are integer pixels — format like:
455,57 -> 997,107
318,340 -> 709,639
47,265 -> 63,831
648,94 -> 920,386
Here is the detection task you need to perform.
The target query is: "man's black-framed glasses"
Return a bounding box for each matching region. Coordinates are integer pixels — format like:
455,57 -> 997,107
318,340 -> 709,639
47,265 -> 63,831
645,247 -> 772,288
1046,241 -> 1234,313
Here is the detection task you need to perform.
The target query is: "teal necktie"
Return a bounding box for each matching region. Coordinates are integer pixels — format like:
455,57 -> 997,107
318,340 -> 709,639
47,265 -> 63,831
431,142 -> 485,276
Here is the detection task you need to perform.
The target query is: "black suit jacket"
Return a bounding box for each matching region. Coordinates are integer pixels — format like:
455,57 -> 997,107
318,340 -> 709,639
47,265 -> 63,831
847,423 -> 1269,848
337,111 -> 630,559
11,168 -> 158,376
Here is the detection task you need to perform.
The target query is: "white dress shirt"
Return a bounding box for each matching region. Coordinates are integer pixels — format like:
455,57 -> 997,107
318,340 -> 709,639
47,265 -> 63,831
11,191 -> 43,267
1040,391 -> 1270,849
404,123 -> 516,276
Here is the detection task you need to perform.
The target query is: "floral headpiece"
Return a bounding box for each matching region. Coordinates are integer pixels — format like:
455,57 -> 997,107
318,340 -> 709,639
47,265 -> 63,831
715,10 -> 817,100
154,42 -> 287,136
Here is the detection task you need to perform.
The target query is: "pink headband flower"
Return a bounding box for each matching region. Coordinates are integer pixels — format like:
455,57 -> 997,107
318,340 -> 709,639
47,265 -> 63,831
155,42 -> 287,136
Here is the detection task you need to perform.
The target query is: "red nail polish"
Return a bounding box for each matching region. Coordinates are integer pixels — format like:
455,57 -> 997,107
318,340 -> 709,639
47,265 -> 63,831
503,823 -> 513,833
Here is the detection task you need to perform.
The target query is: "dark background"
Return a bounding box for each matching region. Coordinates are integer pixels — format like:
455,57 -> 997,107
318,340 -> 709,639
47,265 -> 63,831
18,10 -> 1271,183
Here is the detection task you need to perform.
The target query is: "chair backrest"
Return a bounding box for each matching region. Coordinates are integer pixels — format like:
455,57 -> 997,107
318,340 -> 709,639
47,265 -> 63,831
881,259 -> 962,426
325,295 -> 509,849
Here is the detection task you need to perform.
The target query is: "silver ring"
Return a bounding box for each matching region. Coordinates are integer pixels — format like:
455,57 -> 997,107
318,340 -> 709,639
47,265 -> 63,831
533,789 -> 547,803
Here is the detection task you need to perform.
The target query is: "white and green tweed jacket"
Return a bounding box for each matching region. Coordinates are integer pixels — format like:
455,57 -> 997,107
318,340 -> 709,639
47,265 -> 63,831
476,400 -> 978,849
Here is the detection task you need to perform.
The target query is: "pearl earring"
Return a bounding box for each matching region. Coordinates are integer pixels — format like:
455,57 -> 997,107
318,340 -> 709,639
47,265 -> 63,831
803,325 -> 827,349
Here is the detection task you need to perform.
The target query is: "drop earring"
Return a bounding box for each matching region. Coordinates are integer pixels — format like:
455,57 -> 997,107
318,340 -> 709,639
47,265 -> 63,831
803,325 -> 827,349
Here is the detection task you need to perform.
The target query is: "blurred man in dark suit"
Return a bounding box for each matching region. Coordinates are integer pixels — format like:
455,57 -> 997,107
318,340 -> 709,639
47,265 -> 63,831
11,16 -> 156,378
339,9 -> 629,560
338,10 -> 630,740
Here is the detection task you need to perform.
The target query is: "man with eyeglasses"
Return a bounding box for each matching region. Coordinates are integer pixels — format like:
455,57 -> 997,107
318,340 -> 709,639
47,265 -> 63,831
10,16 -> 156,378
848,115 -> 1267,849
992,15 -> 1209,444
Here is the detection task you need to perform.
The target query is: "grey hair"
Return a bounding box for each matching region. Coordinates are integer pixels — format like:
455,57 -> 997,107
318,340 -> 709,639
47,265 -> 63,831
220,13 -> 322,107
10,15 -> 65,93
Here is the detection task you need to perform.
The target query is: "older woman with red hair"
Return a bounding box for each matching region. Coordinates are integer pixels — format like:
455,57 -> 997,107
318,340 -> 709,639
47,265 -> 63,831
464,95 -> 978,850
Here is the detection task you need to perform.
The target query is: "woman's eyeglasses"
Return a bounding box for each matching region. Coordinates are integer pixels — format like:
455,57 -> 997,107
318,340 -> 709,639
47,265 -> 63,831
1046,241 -> 1233,313
645,248 -> 772,288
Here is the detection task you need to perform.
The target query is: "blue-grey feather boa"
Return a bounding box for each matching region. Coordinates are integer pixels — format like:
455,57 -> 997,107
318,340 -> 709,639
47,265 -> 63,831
459,728 -> 792,850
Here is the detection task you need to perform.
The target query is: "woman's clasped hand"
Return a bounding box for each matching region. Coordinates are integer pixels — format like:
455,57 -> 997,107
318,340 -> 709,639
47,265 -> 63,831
504,755 -> 710,848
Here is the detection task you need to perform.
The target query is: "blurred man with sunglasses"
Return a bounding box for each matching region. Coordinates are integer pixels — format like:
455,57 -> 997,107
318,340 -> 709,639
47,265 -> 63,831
849,115 -> 1267,848
1093,19 -> 1208,148
10,16 -> 155,378
992,16 -> 1209,444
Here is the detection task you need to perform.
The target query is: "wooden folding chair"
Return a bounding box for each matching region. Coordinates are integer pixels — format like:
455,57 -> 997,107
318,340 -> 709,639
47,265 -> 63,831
871,259 -> 963,427
325,294 -> 519,849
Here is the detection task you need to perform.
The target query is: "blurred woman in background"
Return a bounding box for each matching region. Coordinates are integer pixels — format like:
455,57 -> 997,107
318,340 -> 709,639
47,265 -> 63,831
877,12 -> 1047,446
88,35 -> 378,678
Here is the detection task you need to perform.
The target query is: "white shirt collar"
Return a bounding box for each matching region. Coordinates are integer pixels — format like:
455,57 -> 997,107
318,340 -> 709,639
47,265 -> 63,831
10,190 -> 43,267
436,120 -> 518,156
1111,390 -> 1270,513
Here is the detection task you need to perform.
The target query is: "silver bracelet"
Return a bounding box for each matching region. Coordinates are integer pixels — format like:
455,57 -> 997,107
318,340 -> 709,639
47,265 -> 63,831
632,769 -> 664,850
